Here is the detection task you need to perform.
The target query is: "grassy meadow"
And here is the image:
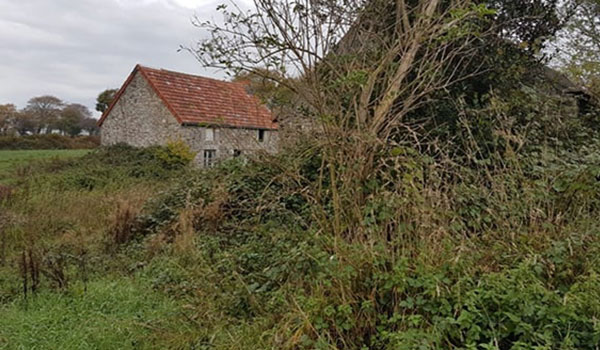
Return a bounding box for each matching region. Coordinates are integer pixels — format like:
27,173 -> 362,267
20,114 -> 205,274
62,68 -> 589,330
0,149 -> 90,184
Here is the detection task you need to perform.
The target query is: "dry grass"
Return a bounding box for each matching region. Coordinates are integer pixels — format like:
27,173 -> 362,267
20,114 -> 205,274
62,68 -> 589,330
0,184 -> 12,202
173,208 -> 198,255
108,200 -> 142,246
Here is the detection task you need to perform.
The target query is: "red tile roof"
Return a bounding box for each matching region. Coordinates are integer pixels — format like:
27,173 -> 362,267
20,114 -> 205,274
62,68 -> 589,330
98,64 -> 277,130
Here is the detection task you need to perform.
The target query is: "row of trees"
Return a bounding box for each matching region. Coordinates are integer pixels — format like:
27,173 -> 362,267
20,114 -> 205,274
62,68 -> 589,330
0,96 -> 97,136
0,89 -> 118,137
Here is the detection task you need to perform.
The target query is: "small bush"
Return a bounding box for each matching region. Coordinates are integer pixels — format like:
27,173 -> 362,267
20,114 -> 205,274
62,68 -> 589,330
153,139 -> 196,169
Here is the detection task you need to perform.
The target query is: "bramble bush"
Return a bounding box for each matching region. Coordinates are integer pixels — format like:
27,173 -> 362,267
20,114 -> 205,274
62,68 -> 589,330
115,128 -> 600,349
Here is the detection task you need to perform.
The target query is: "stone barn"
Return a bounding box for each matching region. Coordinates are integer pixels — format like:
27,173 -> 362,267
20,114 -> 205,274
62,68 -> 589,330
98,64 -> 278,167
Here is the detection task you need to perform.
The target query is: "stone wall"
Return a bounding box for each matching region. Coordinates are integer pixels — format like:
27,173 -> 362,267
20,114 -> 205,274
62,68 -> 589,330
180,126 -> 278,166
101,72 -> 182,147
101,71 -> 278,167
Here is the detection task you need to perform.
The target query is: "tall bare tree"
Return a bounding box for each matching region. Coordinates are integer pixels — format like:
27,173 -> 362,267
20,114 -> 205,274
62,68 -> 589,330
191,0 -> 499,233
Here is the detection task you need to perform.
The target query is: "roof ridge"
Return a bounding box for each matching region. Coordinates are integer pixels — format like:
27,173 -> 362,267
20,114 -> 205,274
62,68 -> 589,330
137,64 -> 244,86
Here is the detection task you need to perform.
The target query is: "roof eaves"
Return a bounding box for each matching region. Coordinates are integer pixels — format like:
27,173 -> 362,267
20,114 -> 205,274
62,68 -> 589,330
181,121 -> 278,130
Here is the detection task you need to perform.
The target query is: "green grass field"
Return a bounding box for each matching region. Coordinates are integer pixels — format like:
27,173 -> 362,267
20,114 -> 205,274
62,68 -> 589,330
0,149 -> 90,184
0,276 -> 194,350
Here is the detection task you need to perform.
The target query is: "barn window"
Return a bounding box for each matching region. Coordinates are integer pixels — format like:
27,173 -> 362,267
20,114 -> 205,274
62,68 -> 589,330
204,149 -> 216,167
205,128 -> 214,141
257,129 -> 265,142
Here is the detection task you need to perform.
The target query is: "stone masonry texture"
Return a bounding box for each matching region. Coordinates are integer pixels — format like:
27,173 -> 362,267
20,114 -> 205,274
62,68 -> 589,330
100,71 -> 278,166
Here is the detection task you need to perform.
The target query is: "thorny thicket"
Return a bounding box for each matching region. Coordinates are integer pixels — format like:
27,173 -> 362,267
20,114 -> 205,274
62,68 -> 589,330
190,0 -> 586,239
191,0 -> 500,238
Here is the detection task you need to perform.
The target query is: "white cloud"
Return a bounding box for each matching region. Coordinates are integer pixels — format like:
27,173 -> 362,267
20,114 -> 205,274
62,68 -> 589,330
170,0 -> 211,8
115,0 -> 215,9
0,0 -> 227,117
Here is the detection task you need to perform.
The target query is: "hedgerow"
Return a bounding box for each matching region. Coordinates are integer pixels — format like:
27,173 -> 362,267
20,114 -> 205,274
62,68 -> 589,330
0,134 -> 99,150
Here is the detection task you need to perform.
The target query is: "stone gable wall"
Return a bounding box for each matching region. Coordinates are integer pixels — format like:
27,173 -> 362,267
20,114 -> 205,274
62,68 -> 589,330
100,72 -> 182,147
100,71 -> 278,167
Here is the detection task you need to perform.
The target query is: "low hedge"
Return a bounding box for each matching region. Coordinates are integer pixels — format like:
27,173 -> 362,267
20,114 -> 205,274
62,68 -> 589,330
0,134 -> 100,150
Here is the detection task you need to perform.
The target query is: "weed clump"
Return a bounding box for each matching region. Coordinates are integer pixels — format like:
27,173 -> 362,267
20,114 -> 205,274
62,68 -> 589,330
107,200 -> 142,247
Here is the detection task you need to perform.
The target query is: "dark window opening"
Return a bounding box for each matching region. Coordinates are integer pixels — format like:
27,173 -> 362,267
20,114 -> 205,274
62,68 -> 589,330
233,149 -> 242,157
204,149 -> 216,167
258,129 -> 265,142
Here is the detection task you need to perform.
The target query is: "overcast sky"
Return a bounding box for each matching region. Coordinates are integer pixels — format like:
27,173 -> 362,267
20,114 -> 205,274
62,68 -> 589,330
0,0 -> 233,117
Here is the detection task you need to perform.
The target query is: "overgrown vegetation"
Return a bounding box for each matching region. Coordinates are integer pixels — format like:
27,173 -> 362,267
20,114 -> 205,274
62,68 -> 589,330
4,133 -> 600,348
3,0 -> 600,349
0,144 -> 197,348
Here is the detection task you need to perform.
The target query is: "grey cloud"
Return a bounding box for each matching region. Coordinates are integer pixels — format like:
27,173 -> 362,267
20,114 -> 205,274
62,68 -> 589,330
0,0 -> 223,117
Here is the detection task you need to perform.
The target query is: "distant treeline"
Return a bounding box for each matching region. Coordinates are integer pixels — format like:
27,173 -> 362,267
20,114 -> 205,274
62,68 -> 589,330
0,95 -> 100,137
0,134 -> 100,150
